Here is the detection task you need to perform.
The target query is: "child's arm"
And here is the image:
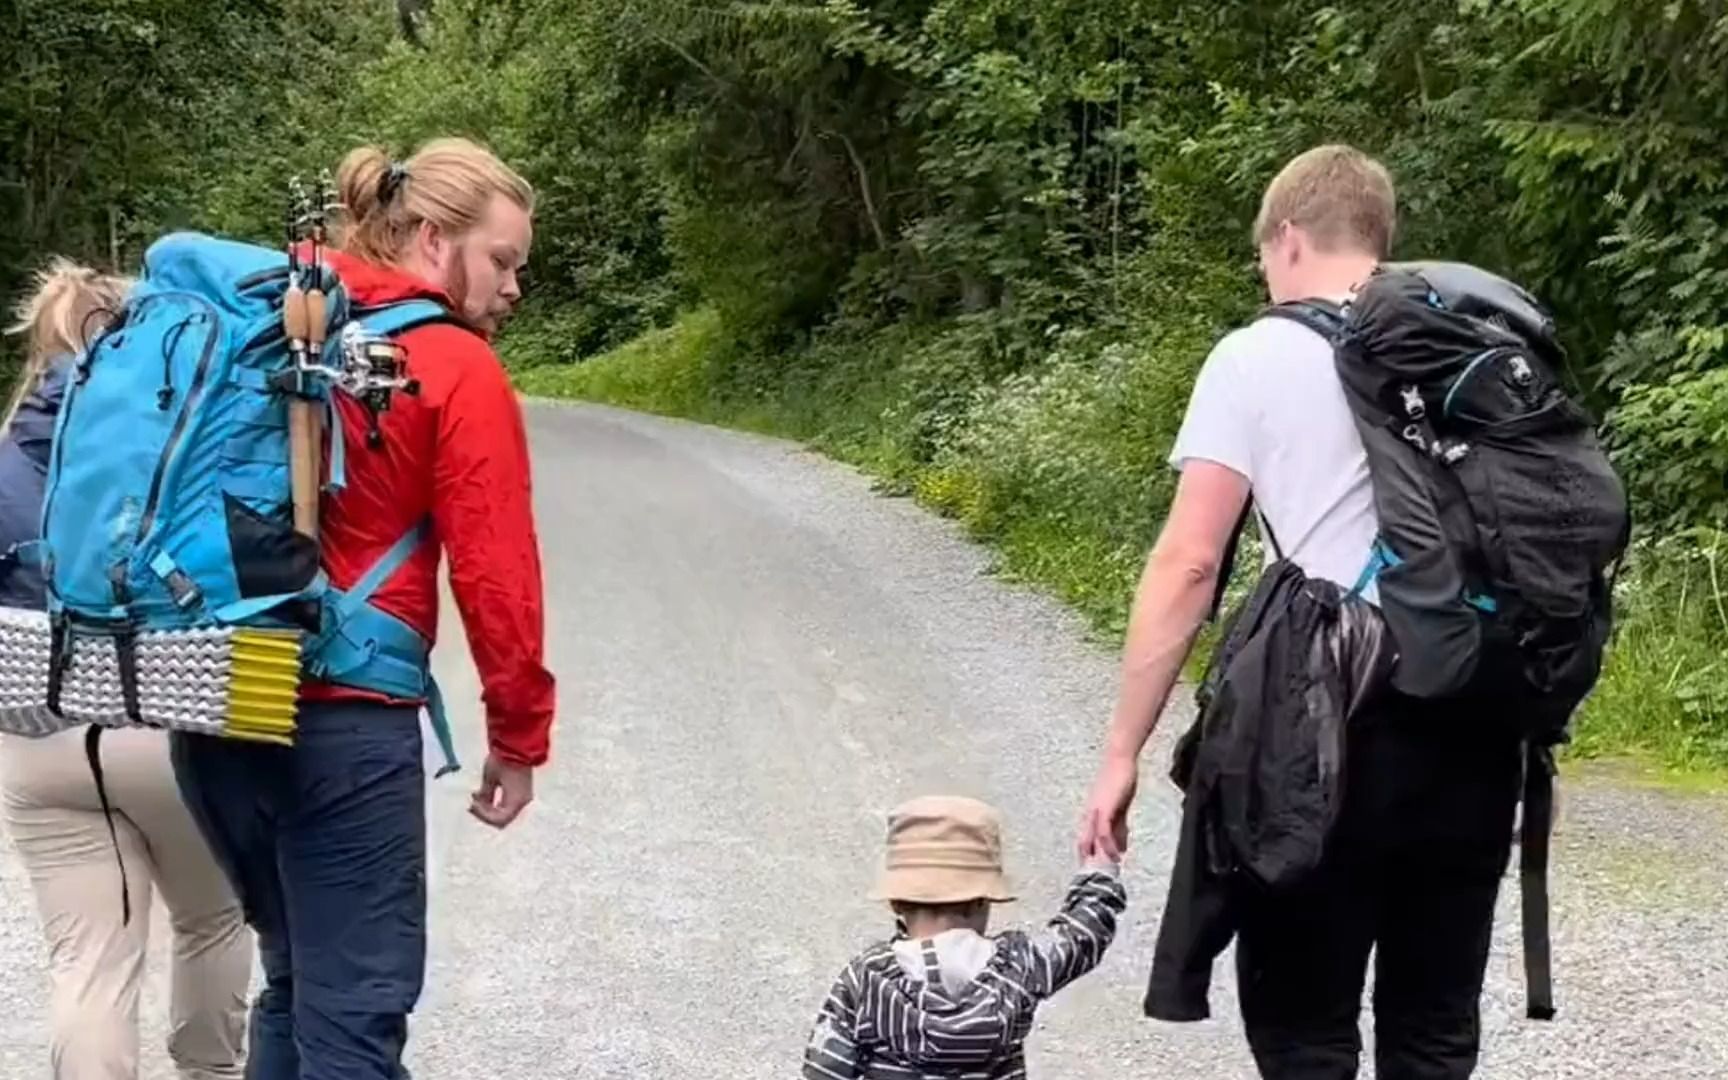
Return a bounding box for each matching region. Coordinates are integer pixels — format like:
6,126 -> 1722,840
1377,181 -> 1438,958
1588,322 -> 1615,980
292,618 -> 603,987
1021,861 -> 1128,998
802,962 -> 864,1079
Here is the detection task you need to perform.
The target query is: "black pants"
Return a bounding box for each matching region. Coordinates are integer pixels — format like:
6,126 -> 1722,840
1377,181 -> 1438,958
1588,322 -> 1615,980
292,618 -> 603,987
1235,704 -> 1523,1080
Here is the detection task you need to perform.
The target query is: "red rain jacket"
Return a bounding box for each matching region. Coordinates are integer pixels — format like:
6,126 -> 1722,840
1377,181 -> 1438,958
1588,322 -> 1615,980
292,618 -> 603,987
299,248 -> 556,767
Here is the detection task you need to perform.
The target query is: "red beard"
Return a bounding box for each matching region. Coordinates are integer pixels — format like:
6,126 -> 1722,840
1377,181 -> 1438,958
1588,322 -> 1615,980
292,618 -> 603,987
445,255 -> 472,319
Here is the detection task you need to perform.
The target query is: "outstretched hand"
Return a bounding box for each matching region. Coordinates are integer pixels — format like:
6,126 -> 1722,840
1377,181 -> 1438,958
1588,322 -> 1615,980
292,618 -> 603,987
1077,753 -> 1139,862
470,753 -> 535,829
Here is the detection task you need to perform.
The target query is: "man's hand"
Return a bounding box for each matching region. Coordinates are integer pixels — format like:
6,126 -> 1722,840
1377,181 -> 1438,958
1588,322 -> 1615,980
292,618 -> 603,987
470,753 -> 535,829
1078,753 -> 1139,861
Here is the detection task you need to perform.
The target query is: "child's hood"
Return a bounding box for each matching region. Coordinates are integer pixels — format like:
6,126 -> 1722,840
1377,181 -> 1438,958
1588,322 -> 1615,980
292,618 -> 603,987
866,929 -> 1025,1065
891,928 -> 997,998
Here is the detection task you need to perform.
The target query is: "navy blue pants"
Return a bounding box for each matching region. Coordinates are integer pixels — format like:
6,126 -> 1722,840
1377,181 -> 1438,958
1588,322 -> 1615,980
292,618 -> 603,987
172,702 -> 426,1080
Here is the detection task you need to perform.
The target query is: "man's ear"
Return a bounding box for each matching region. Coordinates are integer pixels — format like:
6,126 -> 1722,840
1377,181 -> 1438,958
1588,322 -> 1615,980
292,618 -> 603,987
416,219 -> 449,270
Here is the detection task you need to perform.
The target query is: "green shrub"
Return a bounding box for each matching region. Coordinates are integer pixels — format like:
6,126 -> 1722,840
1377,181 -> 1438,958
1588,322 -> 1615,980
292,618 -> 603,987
1608,368 -> 1728,537
1573,533 -> 1728,769
510,307 -> 729,421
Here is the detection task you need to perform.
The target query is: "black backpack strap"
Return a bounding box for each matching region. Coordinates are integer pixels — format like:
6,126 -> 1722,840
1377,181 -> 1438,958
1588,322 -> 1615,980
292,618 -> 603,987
1261,299 -> 1348,344
1520,741 -> 1558,1020
1211,502 -> 1281,621
84,725 -> 133,927
0,539 -> 44,586
1212,507 -> 1250,621
1199,298 -> 1335,617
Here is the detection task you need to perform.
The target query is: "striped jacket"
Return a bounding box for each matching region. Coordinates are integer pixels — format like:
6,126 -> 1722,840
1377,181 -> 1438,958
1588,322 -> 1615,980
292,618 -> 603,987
802,868 -> 1126,1079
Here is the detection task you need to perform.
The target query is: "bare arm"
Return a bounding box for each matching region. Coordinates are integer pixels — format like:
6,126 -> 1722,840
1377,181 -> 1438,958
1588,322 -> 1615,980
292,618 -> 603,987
1108,461 -> 1250,757
1079,460 -> 1250,858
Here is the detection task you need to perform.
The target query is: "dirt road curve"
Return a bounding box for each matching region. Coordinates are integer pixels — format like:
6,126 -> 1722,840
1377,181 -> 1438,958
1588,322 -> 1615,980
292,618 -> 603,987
3,401 -> 1725,1078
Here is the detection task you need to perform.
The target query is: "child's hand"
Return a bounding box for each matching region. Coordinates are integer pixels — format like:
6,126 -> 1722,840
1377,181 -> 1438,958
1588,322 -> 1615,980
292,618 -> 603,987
1081,850 -> 1122,875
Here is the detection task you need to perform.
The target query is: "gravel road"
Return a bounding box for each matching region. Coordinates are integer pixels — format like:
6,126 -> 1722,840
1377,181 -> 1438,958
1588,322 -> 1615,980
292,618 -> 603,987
3,400 -> 1726,1078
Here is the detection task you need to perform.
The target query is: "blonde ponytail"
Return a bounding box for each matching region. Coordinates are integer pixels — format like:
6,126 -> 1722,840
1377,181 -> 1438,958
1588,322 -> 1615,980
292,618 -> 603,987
334,137 -> 534,265
3,258 -> 131,433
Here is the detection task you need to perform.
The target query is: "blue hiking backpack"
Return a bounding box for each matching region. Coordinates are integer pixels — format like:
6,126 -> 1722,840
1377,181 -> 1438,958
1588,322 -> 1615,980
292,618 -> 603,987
33,231 -> 459,771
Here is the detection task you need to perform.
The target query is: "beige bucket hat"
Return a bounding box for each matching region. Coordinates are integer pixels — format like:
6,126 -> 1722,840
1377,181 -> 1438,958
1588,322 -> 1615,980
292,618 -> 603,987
869,795 -> 1018,905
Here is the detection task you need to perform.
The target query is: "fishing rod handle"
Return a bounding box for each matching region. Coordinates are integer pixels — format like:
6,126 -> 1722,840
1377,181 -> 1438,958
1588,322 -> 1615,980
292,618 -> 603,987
283,282 -> 310,342
305,286 -> 328,351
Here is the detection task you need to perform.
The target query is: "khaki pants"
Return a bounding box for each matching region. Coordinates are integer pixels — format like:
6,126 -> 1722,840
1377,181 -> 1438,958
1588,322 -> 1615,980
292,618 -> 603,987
1,727 -> 251,1079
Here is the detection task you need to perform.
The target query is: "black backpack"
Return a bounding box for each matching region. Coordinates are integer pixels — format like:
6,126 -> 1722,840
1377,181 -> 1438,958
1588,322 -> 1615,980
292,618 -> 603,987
1267,261 -> 1630,748
1262,261 -> 1630,1021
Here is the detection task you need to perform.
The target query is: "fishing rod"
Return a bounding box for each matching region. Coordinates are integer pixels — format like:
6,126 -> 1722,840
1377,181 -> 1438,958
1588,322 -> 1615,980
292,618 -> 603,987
299,172 -> 336,533
284,176 -> 321,539
281,165 -> 428,525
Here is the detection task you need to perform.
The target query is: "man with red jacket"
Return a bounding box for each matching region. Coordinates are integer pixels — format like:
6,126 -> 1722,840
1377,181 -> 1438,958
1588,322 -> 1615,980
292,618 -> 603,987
172,137 -> 555,1079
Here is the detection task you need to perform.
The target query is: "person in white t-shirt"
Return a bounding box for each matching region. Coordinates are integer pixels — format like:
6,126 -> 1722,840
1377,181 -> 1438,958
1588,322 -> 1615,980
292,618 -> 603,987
1077,145 -> 1523,1079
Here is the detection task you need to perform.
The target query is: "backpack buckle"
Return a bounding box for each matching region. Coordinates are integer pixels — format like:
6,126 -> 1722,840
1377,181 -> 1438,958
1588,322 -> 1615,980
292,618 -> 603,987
1400,385 -> 1426,420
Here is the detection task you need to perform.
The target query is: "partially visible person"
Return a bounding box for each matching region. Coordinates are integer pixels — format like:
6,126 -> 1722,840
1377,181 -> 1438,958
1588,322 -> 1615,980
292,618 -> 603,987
803,795 -> 1126,1079
171,137 -> 557,1079
0,258 -> 251,1080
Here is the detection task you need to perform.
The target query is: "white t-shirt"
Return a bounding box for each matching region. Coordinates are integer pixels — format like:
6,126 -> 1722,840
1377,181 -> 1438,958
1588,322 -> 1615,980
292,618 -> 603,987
1168,314 -> 1380,598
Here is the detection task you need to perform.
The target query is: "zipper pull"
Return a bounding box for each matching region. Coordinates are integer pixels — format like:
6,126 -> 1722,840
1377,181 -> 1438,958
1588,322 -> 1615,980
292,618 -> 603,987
157,313 -> 206,411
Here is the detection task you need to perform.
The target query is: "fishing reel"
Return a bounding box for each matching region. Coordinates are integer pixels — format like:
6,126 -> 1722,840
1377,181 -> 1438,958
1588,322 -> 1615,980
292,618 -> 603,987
285,323 -> 422,448
333,321 -> 422,448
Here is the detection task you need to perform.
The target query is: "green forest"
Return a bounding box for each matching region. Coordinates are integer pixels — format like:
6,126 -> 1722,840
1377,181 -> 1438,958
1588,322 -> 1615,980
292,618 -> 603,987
6,0 -> 1727,770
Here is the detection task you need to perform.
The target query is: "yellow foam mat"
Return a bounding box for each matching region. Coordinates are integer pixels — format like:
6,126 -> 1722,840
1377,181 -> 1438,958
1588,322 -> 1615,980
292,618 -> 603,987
223,628 -> 304,745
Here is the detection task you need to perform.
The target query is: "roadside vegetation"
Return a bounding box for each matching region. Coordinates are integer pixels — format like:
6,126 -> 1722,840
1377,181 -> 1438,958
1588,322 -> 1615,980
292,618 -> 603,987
8,1 -> 1726,770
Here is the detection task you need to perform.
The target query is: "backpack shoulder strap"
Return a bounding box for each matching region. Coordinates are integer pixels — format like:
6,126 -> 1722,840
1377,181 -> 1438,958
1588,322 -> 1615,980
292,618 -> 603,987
319,299 -> 464,494
1211,503 -> 1281,621
1261,299 -> 1348,344
1200,300 -> 1345,617
0,540 -> 42,585
335,518 -> 431,621
352,298 -> 460,340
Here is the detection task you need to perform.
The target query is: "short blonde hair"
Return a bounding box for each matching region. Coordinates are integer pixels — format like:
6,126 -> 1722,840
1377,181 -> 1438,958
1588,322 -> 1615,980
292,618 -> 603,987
1253,144 -> 1397,258
335,137 -> 535,265
4,258 -> 131,432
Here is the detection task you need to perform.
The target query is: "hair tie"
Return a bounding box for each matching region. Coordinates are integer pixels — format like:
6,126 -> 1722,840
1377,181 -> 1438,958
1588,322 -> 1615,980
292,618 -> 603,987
377,162 -> 409,205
